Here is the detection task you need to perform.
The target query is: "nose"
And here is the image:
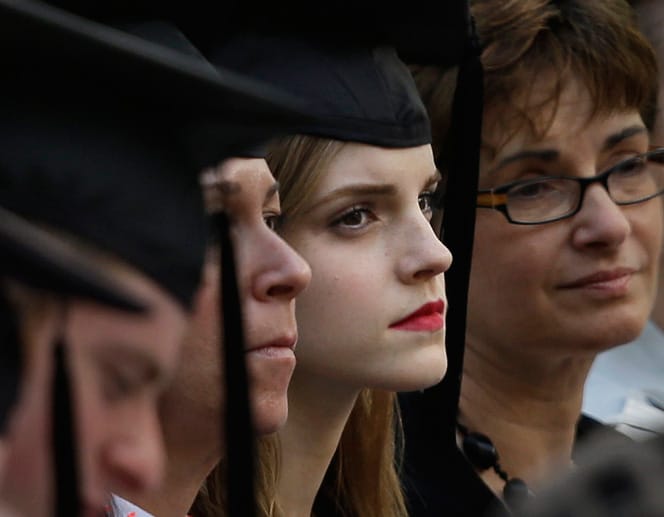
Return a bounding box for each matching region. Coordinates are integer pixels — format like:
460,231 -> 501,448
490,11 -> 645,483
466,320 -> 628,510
102,408 -> 165,493
396,212 -> 453,284
571,183 -> 631,250
252,228 -> 312,301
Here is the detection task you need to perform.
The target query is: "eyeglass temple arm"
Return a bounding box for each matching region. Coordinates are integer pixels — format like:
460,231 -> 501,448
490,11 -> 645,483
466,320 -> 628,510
476,191 -> 508,207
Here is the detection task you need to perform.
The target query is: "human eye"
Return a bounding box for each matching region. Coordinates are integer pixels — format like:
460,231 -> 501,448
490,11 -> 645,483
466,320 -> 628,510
508,179 -> 559,200
263,211 -> 282,232
610,155 -> 648,179
418,191 -> 435,220
102,367 -> 142,402
330,206 -> 376,231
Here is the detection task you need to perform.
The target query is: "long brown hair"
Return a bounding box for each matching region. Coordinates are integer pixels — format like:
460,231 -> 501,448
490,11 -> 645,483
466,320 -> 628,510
263,135 -> 408,517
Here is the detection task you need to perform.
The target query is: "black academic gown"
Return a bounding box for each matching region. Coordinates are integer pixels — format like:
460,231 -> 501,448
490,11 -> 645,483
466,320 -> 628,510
401,412 -> 631,517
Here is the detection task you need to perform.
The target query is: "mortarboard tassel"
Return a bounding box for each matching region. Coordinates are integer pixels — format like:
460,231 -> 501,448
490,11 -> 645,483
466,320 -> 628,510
53,326 -> 81,517
434,10 -> 484,444
214,212 -> 256,517
0,288 -> 21,435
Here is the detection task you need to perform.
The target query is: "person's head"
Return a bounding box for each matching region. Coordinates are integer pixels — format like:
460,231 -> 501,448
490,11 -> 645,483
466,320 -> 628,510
0,98 -> 211,515
268,135 -> 451,391
158,157 -> 310,448
211,37 -> 452,391
1,249 -> 189,516
415,0 -> 662,363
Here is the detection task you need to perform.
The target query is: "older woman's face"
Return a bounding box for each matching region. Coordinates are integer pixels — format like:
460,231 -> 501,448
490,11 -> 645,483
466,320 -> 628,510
468,78 -> 663,358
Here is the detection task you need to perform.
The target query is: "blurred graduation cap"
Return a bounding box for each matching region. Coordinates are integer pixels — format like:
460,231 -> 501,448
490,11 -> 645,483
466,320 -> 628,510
0,1 -> 316,516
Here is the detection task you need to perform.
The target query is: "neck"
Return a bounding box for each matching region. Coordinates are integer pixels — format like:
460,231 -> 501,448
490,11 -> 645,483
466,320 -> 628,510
275,370 -> 360,517
459,340 -> 593,494
124,409 -> 222,517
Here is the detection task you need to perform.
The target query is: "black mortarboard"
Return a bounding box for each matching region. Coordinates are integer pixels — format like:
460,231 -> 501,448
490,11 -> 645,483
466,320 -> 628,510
211,35 -> 432,148
0,205 -> 146,313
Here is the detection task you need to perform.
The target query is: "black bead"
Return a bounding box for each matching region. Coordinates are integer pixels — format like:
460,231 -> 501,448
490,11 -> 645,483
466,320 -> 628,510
503,478 -> 532,507
461,431 -> 498,471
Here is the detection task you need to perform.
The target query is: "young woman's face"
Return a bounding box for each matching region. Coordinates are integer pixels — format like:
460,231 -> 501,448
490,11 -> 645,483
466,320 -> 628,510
279,143 -> 451,392
162,158 -> 311,441
468,78 -> 663,359
0,273 -> 187,517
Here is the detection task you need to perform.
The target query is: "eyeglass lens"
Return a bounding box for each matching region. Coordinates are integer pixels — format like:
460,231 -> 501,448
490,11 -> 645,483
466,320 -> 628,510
506,150 -> 664,223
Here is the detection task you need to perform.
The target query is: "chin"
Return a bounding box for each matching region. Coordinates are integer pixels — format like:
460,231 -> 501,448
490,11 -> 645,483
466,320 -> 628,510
375,354 -> 448,392
251,398 -> 289,436
572,310 -> 649,353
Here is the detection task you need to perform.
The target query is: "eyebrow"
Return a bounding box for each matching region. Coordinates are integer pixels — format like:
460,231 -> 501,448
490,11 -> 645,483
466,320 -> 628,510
312,171 -> 441,208
486,125 -> 648,176
264,181 -> 280,204
487,149 -> 559,175
602,125 -> 647,150
314,183 -> 398,208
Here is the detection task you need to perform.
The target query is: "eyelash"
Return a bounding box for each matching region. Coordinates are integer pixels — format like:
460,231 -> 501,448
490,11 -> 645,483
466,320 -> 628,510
419,191 -> 435,219
330,190 -> 436,231
330,206 -> 376,231
264,212 -> 282,231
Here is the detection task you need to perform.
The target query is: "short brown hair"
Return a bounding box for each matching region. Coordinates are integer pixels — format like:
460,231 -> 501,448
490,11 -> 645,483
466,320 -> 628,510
413,0 -> 658,158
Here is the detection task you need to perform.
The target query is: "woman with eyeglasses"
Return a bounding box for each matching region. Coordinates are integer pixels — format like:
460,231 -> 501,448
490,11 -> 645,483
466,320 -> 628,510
409,0 -> 663,515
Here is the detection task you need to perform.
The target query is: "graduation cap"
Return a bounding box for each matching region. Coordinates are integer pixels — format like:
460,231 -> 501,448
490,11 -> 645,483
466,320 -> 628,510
0,1 -> 316,516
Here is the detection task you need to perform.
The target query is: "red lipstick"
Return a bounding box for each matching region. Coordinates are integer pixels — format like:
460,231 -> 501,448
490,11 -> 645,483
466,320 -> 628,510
389,299 -> 445,332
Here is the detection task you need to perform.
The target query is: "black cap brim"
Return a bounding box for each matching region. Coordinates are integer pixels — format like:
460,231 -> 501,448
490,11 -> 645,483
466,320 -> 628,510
0,205 -> 146,312
1,0 -> 314,167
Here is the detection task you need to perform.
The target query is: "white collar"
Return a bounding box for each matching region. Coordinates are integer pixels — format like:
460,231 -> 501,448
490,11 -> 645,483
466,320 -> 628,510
108,495 -> 154,517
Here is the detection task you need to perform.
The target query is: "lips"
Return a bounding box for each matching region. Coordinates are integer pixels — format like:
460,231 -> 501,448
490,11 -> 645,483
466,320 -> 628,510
245,335 -> 297,355
559,267 -> 636,289
389,299 -> 445,332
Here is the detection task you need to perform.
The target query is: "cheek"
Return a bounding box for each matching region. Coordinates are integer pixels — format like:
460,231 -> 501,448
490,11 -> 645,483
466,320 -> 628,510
469,221 -> 560,316
296,250 -> 381,329
632,200 -> 664,261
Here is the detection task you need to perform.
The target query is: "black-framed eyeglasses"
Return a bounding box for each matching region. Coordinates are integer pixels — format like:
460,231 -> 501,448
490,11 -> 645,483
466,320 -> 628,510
476,147 -> 664,225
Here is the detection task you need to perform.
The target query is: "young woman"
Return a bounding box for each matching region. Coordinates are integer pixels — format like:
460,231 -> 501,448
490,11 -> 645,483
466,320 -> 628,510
114,156 -> 311,517
206,36 -> 452,517
408,0 -> 663,514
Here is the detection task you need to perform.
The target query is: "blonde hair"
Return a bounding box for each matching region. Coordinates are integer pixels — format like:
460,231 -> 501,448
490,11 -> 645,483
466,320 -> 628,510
264,135 -> 408,517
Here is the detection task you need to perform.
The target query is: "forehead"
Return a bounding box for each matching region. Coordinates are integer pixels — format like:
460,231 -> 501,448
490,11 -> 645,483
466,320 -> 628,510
202,157 -> 278,213
482,77 -> 644,161
316,142 -> 436,189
